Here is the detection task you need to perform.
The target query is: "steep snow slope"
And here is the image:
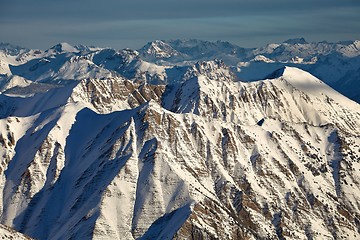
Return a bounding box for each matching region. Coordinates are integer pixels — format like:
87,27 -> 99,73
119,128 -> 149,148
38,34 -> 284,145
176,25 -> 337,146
0,62 -> 359,240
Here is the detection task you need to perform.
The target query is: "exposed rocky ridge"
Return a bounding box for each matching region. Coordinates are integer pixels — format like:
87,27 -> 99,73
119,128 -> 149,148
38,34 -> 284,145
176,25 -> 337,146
0,59 -> 359,240
0,77 -> 166,118
0,224 -> 33,239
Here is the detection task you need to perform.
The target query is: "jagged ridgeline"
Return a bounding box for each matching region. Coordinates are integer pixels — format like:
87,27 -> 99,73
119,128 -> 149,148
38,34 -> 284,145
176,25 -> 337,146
0,41 -> 359,239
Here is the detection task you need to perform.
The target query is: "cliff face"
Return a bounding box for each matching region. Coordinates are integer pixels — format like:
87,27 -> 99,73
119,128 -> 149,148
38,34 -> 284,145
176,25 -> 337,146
0,63 -> 359,240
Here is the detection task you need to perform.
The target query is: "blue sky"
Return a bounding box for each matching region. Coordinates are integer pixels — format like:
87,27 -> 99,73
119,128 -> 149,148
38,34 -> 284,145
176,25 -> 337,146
1,0 -> 359,50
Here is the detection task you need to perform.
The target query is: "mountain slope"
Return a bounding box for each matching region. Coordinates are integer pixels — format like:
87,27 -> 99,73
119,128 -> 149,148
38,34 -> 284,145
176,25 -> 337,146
0,62 -> 359,240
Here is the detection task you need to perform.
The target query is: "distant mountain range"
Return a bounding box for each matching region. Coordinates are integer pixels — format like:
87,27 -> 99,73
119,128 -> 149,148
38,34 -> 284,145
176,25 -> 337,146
138,38 -> 360,103
1,38 -> 359,103
0,39 -> 359,239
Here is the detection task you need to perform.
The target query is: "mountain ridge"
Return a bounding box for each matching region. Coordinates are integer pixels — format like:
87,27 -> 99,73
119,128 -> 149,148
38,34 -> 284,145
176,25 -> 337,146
1,38 -> 359,102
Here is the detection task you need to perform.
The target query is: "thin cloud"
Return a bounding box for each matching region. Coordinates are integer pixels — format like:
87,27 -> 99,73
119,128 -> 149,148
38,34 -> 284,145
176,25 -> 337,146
1,0 -> 359,49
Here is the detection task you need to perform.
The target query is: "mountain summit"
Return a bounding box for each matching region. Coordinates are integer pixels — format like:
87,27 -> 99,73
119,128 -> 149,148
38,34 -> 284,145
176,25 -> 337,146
139,40 -> 180,59
283,37 -> 308,44
48,42 -> 79,53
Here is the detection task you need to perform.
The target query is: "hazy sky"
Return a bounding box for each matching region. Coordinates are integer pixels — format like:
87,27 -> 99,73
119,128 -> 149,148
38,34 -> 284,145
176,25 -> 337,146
1,0 -> 359,50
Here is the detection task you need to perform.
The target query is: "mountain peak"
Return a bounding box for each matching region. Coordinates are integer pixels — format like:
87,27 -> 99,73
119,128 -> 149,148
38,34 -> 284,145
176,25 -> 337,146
283,37 -> 308,44
266,66 -> 360,112
182,59 -> 235,82
49,42 -> 79,53
267,66 -> 320,83
139,40 -> 179,58
0,43 -> 28,56
281,66 -> 322,82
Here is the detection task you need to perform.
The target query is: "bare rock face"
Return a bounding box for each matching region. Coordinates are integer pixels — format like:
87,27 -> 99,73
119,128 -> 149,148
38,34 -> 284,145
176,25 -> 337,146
0,62 -> 359,240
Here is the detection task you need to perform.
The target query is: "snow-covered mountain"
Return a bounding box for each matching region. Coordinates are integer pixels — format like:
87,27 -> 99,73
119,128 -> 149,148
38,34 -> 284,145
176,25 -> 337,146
0,40 -> 359,239
139,40 -> 181,60
1,39 -> 359,102
138,38 -> 360,103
